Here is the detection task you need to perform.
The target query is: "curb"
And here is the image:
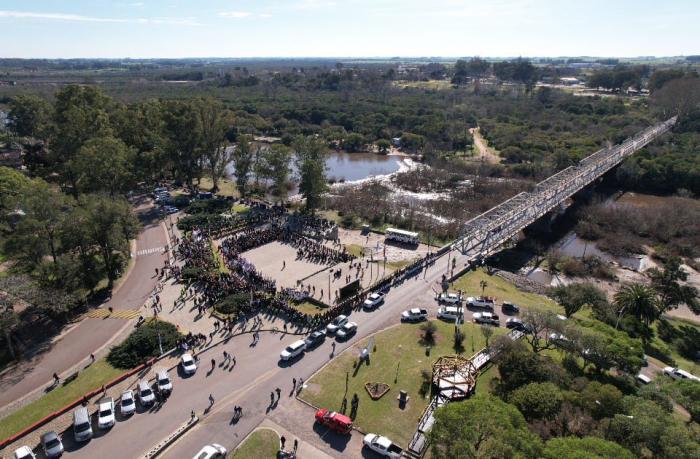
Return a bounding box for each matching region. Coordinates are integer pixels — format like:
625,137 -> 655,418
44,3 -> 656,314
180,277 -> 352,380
141,415 -> 199,458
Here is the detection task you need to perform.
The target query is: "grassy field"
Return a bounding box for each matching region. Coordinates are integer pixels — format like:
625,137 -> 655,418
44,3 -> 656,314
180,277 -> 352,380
344,244 -> 365,258
451,269 -> 571,316
301,320 -> 506,447
198,176 -> 239,198
0,359 -> 122,439
231,203 -> 250,214
293,300 -> 328,316
230,428 -> 279,458
212,244 -> 230,273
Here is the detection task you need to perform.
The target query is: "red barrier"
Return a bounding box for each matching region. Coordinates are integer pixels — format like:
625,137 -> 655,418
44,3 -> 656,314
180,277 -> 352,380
0,356 -> 159,450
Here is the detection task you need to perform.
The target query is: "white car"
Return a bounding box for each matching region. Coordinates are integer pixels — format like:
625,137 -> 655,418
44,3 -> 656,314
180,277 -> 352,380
466,296 -> 495,309
120,389 -> 136,416
363,293 -> 385,310
180,353 -> 197,375
41,431 -> 63,458
363,433 -> 403,458
473,312 -> 500,326
192,443 -> 227,459
636,374 -> 652,385
336,322 -> 358,340
437,292 -> 461,305
156,368 -> 173,394
663,366 -> 700,382
97,397 -> 116,429
401,308 -> 428,322
326,315 -> 348,334
280,340 -> 306,361
437,306 -> 462,321
12,446 -> 36,459
138,380 -> 156,406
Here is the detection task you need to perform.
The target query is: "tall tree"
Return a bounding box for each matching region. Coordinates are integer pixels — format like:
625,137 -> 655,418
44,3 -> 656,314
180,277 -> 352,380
193,98 -> 233,192
265,144 -> 292,202
551,283 -> 608,318
231,135 -> 255,196
294,136 -> 328,212
429,396 -> 542,459
648,257 -> 699,314
614,284 -> 659,328
7,94 -> 53,140
68,137 -> 134,196
162,100 -> 203,187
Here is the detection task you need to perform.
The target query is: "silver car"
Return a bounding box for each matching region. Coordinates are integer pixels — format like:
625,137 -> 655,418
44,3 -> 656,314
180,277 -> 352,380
41,431 -> 64,458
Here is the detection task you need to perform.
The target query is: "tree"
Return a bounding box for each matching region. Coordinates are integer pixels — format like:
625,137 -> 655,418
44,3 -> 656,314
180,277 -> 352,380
376,139 -> 391,154
520,310 -> 564,353
648,257 -> 699,314
107,319 -> 181,369
68,137 -> 134,196
265,144 -> 292,202
480,324 -> 494,347
429,396 -> 542,459
467,57 -> 491,78
77,194 -> 139,287
8,94 -> 53,140
420,320 -> 437,346
579,381 -> 623,419
0,296 -> 19,360
652,77 -> 700,118
0,166 -> 33,215
493,339 -> 570,395
231,135 -> 255,197
614,284 -> 659,328
194,98 -> 234,192
509,382 -> 563,421
451,59 -> 469,85
294,136 -> 328,212
161,100 -> 204,186
551,283 -> 608,318
661,379 -> 700,423
479,279 -> 488,294
648,69 -> 686,92
343,133 -> 366,152
543,437 -> 634,459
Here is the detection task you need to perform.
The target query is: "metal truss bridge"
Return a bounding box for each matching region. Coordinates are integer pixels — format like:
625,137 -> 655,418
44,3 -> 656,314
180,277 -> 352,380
452,116 -> 677,265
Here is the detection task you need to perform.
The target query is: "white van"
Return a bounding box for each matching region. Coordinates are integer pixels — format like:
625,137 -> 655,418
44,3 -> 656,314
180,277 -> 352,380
280,340 -> 306,361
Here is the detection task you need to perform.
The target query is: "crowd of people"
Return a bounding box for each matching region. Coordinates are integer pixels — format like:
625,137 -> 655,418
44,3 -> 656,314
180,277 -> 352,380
281,231 -> 354,265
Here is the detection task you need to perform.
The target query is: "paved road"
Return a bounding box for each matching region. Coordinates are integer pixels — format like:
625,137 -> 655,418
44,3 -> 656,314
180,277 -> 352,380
58,251 -> 469,459
0,201 -> 169,412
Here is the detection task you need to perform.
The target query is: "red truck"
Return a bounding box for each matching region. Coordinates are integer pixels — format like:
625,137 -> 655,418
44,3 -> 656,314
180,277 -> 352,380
315,408 -> 353,434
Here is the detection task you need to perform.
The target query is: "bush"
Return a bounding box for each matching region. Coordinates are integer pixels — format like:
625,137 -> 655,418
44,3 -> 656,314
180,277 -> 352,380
420,321 -> 437,346
214,292 -> 250,316
185,198 -> 231,215
509,382 -> 564,421
107,320 -> 181,369
180,265 -> 208,281
177,213 -> 226,232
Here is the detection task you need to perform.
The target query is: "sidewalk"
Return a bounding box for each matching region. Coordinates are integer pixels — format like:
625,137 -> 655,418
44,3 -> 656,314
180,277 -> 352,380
258,418 -> 334,459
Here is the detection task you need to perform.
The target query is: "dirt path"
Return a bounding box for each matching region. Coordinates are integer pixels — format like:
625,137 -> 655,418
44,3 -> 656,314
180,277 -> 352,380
470,127 -> 501,164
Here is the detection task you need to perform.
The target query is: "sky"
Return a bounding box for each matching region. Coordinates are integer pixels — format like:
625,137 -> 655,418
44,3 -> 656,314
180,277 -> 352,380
1,0 -> 698,58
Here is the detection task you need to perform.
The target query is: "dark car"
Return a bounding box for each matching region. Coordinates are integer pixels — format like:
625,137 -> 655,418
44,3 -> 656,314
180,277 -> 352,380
304,330 -> 326,348
506,318 -> 528,332
502,302 -> 520,314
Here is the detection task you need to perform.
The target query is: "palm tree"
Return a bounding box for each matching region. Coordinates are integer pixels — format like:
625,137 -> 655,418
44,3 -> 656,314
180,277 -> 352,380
614,284 -> 659,328
479,280 -> 488,295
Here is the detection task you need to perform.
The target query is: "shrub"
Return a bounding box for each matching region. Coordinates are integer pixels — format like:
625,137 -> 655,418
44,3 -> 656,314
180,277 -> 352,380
420,321 -> 437,346
180,266 -> 208,281
510,382 -> 564,421
214,292 -> 250,316
107,320 -> 181,369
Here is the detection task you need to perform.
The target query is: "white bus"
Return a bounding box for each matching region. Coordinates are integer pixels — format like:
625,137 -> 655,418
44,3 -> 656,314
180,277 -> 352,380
385,228 -> 419,245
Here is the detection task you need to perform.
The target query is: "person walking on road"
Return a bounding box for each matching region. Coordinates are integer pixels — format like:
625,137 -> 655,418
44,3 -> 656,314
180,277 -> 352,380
211,358 -> 216,371
275,387 -> 281,399
270,392 -> 275,405
208,394 -> 214,406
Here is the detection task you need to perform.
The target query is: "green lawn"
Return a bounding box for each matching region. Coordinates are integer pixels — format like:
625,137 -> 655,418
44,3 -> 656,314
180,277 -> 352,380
211,243 -> 230,273
293,300 -> 328,316
198,176 -> 239,198
301,321 -> 505,447
451,269 -> 573,316
344,244 -> 365,258
231,203 -> 250,214
0,359 -> 122,439
230,428 -> 279,458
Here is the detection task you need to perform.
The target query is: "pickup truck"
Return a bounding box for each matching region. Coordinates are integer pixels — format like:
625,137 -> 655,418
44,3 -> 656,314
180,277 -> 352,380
466,296 -> 495,309
315,408 -> 353,434
363,433 -> 403,458
401,308 -> 428,322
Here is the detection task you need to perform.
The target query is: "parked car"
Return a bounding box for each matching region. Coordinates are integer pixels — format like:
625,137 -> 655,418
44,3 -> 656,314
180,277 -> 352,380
636,374 -> 652,385
466,296 -> 495,309
280,339 -> 306,361
663,366 -> 700,382
437,292 -> 461,305
192,444 -> 227,459
41,431 -> 64,458
138,379 -> 156,406
473,312 -> 500,326
120,389 -> 136,416
401,308 -> 428,322
336,322 -> 358,340
12,446 -> 36,459
163,205 -> 179,214
363,292 -> 385,310
315,408 -> 352,434
304,330 -> 326,348
437,305 -> 463,321
180,353 -> 197,375
505,318 -> 528,332
72,406 -> 93,442
363,433 -> 403,458
97,397 -> 116,429
156,368 -> 173,395
326,315 -> 348,334
501,301 -> 520,313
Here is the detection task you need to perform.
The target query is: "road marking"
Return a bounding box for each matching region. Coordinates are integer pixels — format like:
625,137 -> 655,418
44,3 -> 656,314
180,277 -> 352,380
84,309 -> 142,319
132,246 -> 166,257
